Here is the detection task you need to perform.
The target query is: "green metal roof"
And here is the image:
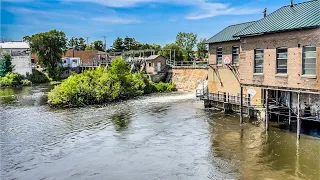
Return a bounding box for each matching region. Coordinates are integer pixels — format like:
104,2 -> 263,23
206,21 -> 256,44
234,0 -> 320,37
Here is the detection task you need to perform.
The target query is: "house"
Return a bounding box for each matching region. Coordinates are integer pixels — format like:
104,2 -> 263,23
145,55 -> 166,74
206,0 -> 320,127
61,57 -> 80,68
0,41 -> 32,76
64,50 -> 108,65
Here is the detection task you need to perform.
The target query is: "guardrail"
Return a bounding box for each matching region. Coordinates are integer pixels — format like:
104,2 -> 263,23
202,92 -> 251,106
167,60 -> 208,67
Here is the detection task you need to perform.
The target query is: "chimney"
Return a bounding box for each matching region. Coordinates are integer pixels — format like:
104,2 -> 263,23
263,8 -> 267,18
290,0 -> 294,7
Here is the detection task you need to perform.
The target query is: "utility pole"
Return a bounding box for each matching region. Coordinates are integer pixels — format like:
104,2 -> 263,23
71,37 -> 75,57
102,36 -> 107,64
86,37 -> 90,45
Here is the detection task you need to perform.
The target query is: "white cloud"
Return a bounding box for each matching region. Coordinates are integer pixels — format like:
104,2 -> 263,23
92,16 -> 141,24
62,0 -> 260,20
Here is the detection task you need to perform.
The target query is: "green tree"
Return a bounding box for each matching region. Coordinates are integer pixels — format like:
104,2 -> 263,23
85,43 -> 94,50
0,51 -> 14,77
158,43 -> 183,62
93,40 -> 105,51
78,37 -> 87,51
28,29 -> 67,79
23,36 -> 31,43
197,38 -> 208,59
111,37 -> 124,52
123,36 -> 139,51
175,32 -> 197,61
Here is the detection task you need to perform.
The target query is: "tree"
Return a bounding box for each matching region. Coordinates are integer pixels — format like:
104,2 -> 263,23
78,37 -> 86,51
23,36 -> 31,43
123,36 -> 139,51
197,38 -> 208,59
85,43 -> 94,50
111,37 -> 124,52
158,43 -> 183,62
175,32 -> 197,61
67,37 -> 87,51
93,40 -> 104,51
28,29 -> 67,79
0,51 -> 14,77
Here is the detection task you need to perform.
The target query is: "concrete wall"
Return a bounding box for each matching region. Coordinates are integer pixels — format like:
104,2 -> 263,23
171,67 -> 208,92
240,28 -> 320,91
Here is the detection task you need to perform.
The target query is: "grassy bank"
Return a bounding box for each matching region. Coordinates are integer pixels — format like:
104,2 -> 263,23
48,58 -> 175,107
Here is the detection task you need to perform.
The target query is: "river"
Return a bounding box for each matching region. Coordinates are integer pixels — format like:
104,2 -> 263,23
0,85 -> 319,180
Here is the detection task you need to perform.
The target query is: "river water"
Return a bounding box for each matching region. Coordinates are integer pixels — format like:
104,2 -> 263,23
0,85 -> 319,180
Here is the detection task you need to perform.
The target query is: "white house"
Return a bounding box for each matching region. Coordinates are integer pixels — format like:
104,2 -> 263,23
0,42 -> 32,76
61,57 -> 80,68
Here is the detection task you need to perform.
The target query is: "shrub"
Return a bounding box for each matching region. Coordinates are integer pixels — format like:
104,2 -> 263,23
26,70 -> 50,84
0,72 -> 24,87
21,79 -> 32,86
48,58 -> 175,107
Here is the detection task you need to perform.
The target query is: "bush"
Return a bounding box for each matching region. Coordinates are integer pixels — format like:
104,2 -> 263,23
0,72 -> 24,87
48,58 -> 175,107
21,79 -> 32,86
26,70 -> 50,83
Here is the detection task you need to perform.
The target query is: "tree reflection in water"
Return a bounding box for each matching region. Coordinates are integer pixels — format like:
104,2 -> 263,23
111,111 -> 132,132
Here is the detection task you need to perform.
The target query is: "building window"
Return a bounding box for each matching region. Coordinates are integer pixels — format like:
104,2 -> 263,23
276,47 -> 288,74
232,46 -> 240,64
254,49 -> 264,73
216,47 -> 222,64
149,63 -> 152,67
303,46 -> 316,75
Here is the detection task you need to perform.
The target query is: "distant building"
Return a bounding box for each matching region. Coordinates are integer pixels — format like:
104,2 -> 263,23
0,42 -> 32,76
145,55 -> 166,74
61,57 -> 80,68
64,50 -> 108,65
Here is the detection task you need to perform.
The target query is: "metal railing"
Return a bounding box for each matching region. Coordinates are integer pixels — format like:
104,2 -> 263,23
167,60 -> 208,67
203,92 -> 251,106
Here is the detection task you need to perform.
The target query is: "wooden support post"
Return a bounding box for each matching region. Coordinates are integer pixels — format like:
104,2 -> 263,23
289,92 -> 292,126
266,89 -> 269,132
240,86 -> 243,125
297,92 -> 301,140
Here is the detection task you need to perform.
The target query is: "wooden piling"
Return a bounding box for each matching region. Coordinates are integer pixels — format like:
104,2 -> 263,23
265,89 -> 269,132
297,92 -> 301,140
240,86 -> 243,125
289,92 -> 292,127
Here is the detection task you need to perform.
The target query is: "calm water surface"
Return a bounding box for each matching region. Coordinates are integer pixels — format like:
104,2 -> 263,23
1,85 -> 319,180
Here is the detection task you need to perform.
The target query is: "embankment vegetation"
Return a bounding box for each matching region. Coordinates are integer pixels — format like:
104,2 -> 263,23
48,58 -> 175,107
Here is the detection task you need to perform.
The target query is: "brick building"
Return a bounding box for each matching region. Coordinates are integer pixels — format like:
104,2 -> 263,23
206,0 -> 320,128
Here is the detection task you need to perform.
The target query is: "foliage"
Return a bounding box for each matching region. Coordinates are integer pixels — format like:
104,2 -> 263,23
175,32 -> 197,61
26,70 -> 50,84
197,38 -> 208,59
28,29 -> 67,80
94,40 -> 105,51
0,51 -> 14,77
67,37 -> 86,51
158,43 -> 184,62
48,58 -> 175,107
0,72 -> 31,87
123,36 -> 139,51
111,37 -> 125,52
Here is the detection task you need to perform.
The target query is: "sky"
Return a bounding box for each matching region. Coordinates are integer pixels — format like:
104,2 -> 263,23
1,0 -> 306,48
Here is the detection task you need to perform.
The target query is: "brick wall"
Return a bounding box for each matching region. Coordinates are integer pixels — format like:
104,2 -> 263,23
240,28 -> 320,91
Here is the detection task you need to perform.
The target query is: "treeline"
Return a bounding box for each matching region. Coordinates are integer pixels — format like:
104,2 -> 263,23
22,29 -> 208,80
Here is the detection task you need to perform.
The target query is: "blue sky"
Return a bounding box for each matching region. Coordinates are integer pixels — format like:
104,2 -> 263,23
1,0 -> 306,48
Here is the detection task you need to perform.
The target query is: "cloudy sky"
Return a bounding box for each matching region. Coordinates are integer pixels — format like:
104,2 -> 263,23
1,0 -> 305,47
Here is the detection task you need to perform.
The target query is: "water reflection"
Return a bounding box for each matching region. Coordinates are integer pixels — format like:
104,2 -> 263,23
111,111 -> 132,132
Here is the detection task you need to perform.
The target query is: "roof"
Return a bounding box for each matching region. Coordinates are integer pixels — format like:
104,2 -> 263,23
234,0 -> 320,37
0,42 -> 30,49
146,55 -> 164,60
206,21 -> 256,44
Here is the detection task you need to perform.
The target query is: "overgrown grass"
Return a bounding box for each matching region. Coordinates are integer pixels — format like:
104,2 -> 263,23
0,72 -> 32,87
48,58 -> 175,107
26,70 -> 51,84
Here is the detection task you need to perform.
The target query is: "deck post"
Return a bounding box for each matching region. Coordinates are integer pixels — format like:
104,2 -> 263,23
297,92 -> 301,140
266,89 -> 269,132
289,92 -> 292,127
240,86 -> 243,125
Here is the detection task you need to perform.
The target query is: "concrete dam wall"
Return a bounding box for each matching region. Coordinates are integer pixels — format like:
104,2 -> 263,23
170,67 -> 208,92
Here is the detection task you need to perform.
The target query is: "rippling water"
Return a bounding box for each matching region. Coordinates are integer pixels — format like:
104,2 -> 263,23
1,85 -> 319,180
